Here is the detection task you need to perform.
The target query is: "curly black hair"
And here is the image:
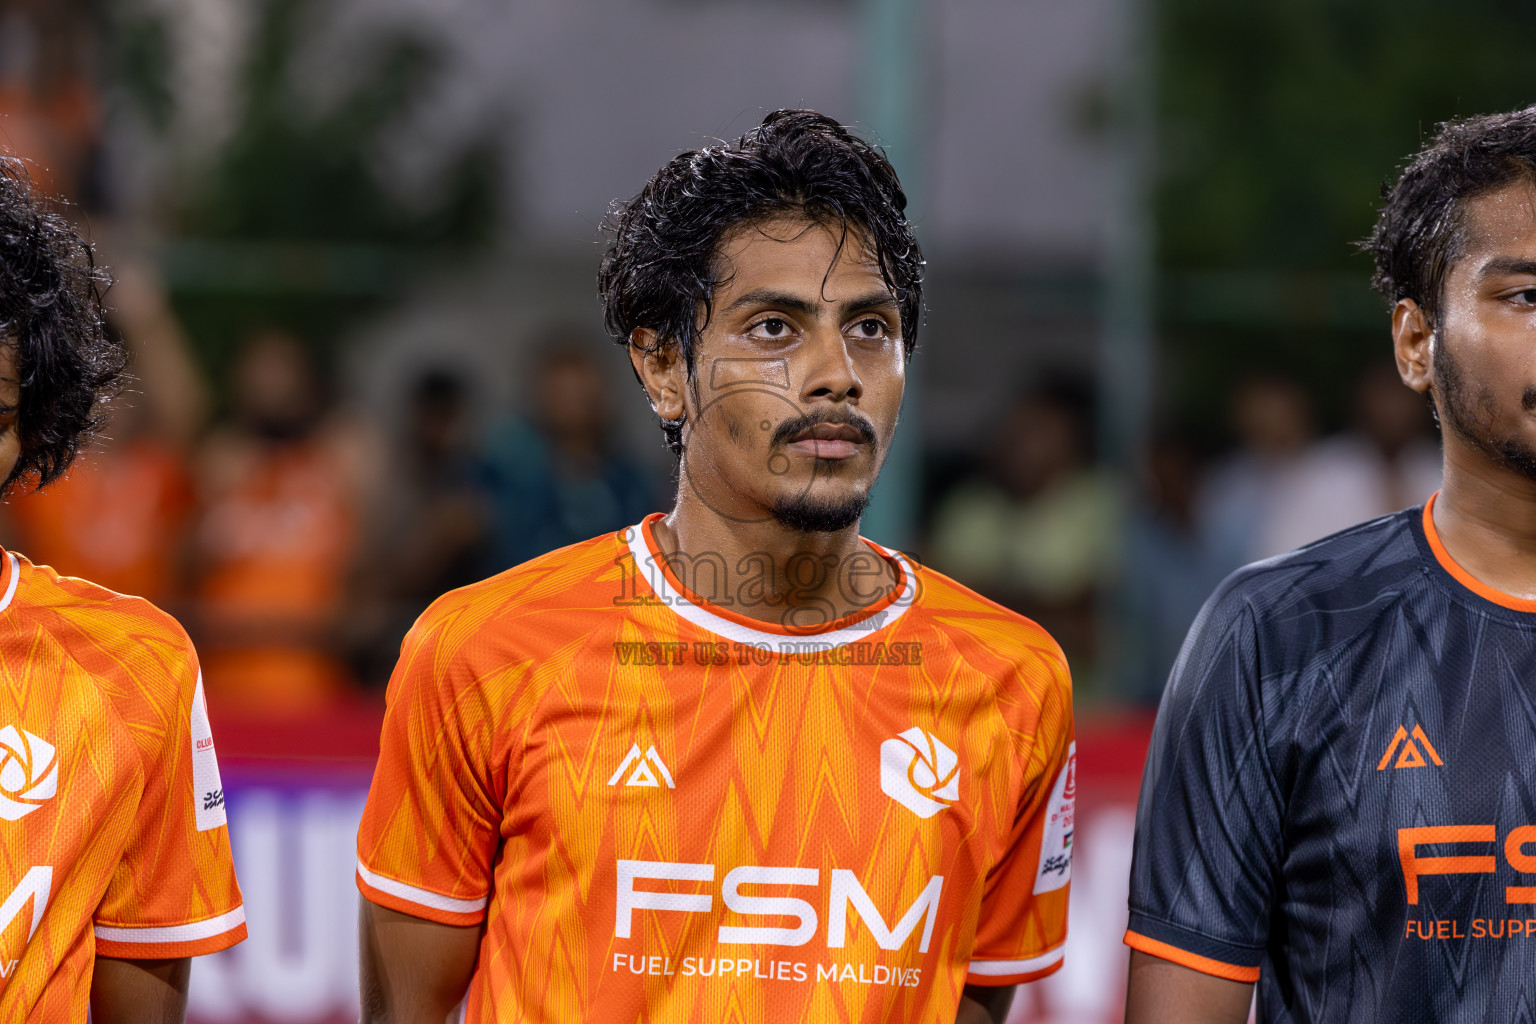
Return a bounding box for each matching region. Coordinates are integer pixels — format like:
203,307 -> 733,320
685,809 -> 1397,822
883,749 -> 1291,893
0,159 -> 124,495
598,109 -> 924,455
1364,105 -> 1536,327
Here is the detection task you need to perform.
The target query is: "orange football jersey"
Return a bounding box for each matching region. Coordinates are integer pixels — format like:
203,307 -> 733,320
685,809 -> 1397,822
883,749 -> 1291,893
357,515 -> 1074,1023
0,549 -> 245,1020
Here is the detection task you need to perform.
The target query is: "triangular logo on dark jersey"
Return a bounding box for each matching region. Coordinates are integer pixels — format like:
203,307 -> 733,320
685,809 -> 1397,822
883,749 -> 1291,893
1376,725 -> 1444,770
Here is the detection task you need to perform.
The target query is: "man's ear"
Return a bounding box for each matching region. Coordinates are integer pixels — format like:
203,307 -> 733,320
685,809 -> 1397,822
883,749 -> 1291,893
628,329 -> 686,421
1392,298 -> 1434,395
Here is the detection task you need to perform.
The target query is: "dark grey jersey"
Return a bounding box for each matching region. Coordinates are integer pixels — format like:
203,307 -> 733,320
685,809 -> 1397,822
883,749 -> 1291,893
1127,500 -> 1536,1024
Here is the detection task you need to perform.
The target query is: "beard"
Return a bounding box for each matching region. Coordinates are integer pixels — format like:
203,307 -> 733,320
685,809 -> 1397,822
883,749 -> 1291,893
769,490 -> 869,533
1435,334 -> 1536,481
762,409 -> 881,532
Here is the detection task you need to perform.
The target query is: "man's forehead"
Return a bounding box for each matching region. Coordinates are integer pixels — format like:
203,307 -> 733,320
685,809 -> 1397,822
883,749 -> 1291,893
718,217 -> 882,271
1459,179 -> 1536,267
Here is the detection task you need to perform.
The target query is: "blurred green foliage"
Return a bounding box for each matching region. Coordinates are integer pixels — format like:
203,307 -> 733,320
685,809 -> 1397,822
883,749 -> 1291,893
178,0 -> 498,247
111,12 -> 175,133
106,0 -> 500,393
1155,0 -> 1535,433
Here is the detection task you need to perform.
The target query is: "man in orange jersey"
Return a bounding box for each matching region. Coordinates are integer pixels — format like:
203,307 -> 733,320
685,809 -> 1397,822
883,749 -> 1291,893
356,110 -> 1074,1024
0,162 -> 245,1020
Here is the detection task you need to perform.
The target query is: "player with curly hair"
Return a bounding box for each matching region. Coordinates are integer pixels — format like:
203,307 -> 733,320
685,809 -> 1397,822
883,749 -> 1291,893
356,110 -> 1074,1024
0,160 -> 245,1021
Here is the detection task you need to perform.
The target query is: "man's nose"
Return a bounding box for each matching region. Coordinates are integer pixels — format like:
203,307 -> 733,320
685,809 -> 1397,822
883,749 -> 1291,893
800,327 -> 862,403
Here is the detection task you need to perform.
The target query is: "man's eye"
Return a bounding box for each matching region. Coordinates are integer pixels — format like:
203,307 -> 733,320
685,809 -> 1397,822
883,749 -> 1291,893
853,318 -> 887,338
1517,288 -> 1536,305
751,317 -> 789,338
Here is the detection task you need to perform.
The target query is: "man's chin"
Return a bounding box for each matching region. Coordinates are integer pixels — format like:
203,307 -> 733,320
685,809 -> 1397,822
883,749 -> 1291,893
769,489 -> 870,533
1486,433 -> 1536,482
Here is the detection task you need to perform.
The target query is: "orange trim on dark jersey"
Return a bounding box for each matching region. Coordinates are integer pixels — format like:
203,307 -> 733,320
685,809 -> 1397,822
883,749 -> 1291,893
637,513 -> 909,635
1422,493 -> 1536,613
1124,930 -> 1261,983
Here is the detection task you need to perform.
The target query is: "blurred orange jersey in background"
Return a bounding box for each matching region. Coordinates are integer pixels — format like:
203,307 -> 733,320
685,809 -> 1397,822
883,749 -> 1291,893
0,551 -> 244,1019
357,516 -> 1074,1023
194,437 -> 358,715
8,438 -> 194,606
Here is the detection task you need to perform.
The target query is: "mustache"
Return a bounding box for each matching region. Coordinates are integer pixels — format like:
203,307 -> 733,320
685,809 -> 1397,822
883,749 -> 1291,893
769,410 -> 879,449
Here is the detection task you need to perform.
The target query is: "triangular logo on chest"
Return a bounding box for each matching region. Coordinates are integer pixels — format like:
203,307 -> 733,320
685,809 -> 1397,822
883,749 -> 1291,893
608,743 -> 675,789
1377,724 -> 1444,770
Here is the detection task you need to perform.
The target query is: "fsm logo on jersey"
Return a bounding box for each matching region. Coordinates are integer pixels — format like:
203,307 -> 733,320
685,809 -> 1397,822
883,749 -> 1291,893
880,728 -> 958,818
0,726 -> 57,820
611,860 -> 943,990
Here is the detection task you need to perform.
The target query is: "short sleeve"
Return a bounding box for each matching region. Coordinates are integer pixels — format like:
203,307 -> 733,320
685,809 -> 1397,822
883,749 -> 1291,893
93,651 -> 247,958
967,654 -> 1075,986
1123,586 -> 1281,982
355,608 -> 504,926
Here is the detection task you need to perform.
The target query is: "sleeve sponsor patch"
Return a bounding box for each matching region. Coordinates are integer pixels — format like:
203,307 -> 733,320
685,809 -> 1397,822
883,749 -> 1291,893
1032,741 -> 1075,894
191,672 -> 227,832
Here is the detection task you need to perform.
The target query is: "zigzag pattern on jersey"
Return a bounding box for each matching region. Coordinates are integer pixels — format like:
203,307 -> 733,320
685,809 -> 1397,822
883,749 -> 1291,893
0,555 -> 243,1022
363,528 -> 1072,1023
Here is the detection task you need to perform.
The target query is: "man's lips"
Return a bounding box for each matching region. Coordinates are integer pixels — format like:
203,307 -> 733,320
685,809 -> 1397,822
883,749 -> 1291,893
784,423 -> 866,459
785,438 -> 861,458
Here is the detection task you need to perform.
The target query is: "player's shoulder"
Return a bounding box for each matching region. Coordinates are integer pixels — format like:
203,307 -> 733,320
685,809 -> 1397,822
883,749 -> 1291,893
405,527 -> 634,662
6,552 -> 198,706
906,558 -> 1071,694
1169,509 -> 1428,694
1206,507 -> 1424,628
11,552 -> 193,649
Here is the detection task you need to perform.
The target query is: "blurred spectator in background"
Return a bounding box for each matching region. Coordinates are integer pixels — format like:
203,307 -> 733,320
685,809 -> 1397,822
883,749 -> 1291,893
1117,428 -> 1233,704
480,337 -> 654,570
4,261 -> 205,607
350,367 -> 488,685
191,329 -> 379,717
1202,366 -> 1441,565
1199,373 -> 1318,565
928,376 -> 1122,687
1257,361 -> 1441,555
7,405 -> 193,603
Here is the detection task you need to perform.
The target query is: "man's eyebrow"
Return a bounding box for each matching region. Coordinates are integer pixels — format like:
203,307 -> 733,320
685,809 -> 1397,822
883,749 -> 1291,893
721,289 -> 820,317
1477,256 -> 1536,280
721,288 -> 899,318
838,291 -> 900,316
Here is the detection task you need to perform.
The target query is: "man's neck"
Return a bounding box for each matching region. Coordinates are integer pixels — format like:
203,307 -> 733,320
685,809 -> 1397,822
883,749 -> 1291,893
650,491 -> 900,629
1432,438 -> 1536,600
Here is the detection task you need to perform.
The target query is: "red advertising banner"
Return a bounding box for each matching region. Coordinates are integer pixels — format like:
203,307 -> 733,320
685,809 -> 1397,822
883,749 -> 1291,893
187,705 -> 1153,1024
1008,715 -> 1151,1024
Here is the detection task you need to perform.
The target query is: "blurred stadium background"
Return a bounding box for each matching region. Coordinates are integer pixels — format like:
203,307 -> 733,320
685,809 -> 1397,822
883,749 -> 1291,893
1,0 -> 1529,1020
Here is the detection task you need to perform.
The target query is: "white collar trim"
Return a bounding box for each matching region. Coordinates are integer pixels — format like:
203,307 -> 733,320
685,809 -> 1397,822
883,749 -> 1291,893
0,552 -> 20,613
623,522 -> 916,650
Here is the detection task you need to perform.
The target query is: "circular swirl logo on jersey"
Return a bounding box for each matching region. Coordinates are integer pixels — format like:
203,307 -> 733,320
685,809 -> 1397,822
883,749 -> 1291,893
0,725 -> 59,820
879,727 -> 959,819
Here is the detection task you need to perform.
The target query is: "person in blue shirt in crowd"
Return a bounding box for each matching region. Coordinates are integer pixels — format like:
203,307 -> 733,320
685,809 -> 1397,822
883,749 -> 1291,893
480,334 -> 656,569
